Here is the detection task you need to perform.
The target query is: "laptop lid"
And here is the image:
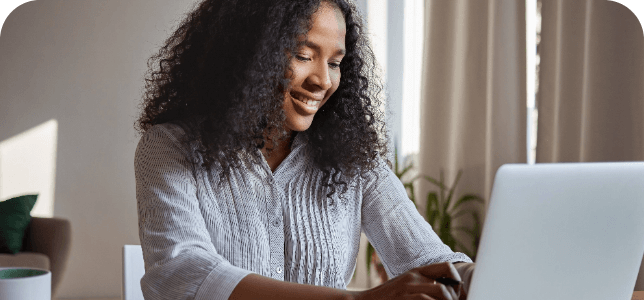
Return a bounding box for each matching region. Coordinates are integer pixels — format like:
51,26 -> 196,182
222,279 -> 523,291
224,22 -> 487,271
468,162 -> 644,300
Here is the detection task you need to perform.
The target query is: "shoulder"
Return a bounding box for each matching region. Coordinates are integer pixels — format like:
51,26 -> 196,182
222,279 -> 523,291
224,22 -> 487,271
137,121 -> 197,150
138,122 -> 189,146
356,157 -> 402,194
135,122 -> 197,166
360,157 -> 393,180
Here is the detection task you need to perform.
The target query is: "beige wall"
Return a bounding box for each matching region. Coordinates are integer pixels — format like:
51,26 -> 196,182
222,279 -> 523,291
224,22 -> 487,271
0,1 -> 197,298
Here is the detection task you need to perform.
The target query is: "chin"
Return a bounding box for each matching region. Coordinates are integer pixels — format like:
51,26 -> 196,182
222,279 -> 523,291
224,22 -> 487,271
285,118 -> 315,132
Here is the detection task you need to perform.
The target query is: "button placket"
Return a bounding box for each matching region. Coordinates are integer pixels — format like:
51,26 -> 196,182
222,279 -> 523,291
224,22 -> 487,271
266,176 -> 285,280
271,217 -> 280,227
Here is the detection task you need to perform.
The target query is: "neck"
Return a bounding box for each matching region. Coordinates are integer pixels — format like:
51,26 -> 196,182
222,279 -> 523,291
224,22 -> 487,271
261,130 -> 296,173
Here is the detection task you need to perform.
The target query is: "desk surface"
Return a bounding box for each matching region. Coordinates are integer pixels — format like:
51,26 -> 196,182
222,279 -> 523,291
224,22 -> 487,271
633,291 -> 644,300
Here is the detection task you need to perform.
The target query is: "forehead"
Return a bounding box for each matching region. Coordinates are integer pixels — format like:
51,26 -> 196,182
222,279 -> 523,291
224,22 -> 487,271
312,2 -> 346,28
305,2 -> 346,46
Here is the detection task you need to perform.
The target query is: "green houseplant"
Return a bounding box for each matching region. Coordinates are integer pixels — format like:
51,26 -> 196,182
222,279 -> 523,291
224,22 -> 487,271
366,150 -> 485,282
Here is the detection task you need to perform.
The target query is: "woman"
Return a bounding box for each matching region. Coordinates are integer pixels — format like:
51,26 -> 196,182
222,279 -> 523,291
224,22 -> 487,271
135,0 -> 475,299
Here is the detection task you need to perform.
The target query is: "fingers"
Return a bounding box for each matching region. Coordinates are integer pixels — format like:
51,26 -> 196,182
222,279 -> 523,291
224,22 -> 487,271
445,284 -> 459,300
413,262 -> 461,300
403,295 -> 436,300
362,263 -> 463,300
405,281 -> 457,300
416,262 -> 462,282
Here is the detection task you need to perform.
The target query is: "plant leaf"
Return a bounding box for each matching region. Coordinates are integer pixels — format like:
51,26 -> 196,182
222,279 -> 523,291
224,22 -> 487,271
471,211 -> 482,259
394,148 -> 400,175
453,226 -> 477,239
453,211 -> 483,261
449,193 -> 485,213
451,210 -> 467,220
444,170 -> 463,213
399,164 -> 414,178
424,175 -> 448,191
426,192 -> 439,227
366,242 -> 374,277
439,170 -> 445,204
439,214 -> 453,248
454,239 -> 474,258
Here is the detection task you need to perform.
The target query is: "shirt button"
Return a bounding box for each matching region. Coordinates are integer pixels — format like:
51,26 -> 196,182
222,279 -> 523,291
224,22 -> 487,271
276,267 -> 282,274
271,218 -> 280,227
268,177 -> 274,184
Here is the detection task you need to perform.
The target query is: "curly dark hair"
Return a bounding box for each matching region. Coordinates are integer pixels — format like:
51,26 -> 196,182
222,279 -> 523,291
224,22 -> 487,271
136,0 -> 389,196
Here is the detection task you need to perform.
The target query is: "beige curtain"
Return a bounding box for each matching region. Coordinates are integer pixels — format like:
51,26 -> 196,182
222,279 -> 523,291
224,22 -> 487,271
536,0 -> 644,291
418,0 -> 527,247
537,0 -> 644,163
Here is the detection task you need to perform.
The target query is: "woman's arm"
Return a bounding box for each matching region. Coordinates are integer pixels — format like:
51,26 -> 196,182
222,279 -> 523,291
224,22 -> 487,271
358,162 -> 474,299
135,124 -> 252,300
231,263 -> 464,300
360,163 -> 473,276
230,274 -> 352,300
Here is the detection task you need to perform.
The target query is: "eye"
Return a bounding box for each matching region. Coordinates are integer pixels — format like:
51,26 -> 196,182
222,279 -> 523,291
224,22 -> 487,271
295,55 -> 310,62
328,62 -> 341,69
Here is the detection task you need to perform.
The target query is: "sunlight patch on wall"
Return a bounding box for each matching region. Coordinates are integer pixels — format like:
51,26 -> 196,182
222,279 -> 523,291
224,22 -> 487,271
0,119 -> 58,217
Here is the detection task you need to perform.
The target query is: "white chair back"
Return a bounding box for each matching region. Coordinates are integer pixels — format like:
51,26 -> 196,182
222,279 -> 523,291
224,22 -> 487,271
122,245 -> 145,300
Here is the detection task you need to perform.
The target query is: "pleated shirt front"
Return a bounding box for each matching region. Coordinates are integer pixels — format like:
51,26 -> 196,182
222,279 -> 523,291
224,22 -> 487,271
135,122 -> 472,300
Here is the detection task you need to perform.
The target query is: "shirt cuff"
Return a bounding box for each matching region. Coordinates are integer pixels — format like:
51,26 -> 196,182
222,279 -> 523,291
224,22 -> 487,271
194,262 -> 254,300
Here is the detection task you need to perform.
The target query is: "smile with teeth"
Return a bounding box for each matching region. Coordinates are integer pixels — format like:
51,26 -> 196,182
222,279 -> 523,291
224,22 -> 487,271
291,93 -> 321,108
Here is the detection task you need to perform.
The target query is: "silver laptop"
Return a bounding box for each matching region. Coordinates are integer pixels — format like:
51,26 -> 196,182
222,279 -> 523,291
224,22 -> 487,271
469,162 -> 644,300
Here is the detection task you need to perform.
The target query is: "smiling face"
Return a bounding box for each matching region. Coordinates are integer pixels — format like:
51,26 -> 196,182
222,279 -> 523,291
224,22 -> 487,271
282,1 -> 346,133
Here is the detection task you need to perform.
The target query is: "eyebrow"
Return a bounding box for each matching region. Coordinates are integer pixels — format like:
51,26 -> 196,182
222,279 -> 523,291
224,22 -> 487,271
304,40 -> 346,56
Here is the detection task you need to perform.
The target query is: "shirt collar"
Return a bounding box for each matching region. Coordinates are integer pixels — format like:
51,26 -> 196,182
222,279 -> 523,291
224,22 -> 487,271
291,131 -> 308,151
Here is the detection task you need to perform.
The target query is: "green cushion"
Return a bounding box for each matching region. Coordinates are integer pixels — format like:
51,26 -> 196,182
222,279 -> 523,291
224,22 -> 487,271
0,195 -> 38,254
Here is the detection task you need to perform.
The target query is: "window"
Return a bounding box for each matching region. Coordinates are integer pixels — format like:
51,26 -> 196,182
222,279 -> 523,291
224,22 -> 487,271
526,0 -> 542,164
364,0 -> 541,164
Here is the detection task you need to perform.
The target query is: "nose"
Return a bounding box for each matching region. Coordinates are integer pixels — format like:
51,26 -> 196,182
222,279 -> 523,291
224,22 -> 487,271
307,61 -> 333,91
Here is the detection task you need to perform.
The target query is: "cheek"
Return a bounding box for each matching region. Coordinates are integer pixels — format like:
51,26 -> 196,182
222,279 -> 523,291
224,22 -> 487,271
287,68 -> 305,89
331,70 -> 341,83
329,71 -> 341,93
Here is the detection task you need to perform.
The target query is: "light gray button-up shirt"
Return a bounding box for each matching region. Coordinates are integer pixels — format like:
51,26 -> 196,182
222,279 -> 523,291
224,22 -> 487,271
135,122 -> 471,300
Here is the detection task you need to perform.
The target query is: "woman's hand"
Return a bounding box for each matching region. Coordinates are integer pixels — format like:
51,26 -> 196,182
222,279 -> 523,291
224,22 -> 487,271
453,262 -> 475,299
351,262 -> 465,300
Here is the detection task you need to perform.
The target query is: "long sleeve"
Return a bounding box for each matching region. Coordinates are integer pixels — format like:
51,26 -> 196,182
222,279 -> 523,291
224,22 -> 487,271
360,162 -> 472,278
134,125 -> 253,300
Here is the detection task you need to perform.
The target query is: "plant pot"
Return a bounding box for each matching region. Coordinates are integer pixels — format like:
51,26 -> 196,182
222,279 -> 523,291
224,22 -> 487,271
0,267 -> 51,300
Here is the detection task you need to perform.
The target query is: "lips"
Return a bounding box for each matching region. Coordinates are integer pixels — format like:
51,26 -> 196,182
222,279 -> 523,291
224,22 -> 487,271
290,91 -> 323,114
